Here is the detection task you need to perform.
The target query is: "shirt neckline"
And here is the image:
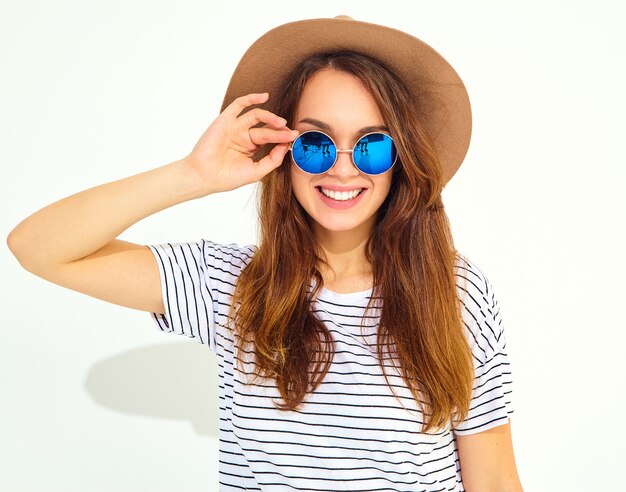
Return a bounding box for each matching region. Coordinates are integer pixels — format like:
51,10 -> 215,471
319,285 -> 374,302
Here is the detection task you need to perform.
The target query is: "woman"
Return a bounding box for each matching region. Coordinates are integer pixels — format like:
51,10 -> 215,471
7,15 -> 523,492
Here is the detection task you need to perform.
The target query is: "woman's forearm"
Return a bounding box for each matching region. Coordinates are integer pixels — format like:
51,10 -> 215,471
7,158 -> 205,269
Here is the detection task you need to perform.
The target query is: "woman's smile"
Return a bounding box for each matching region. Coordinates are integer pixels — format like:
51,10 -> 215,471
315,185 -> 368,209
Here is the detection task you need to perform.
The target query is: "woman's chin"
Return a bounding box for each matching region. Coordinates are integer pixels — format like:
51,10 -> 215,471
312,216 -> 368,234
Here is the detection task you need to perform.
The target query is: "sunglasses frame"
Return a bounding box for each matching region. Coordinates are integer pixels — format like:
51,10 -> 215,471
288,129 -> 398,176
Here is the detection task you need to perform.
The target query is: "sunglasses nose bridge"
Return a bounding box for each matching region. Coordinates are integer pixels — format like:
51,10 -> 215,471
330,148 -> 361,176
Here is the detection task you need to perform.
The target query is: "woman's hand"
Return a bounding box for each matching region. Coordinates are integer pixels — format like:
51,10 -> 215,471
182,92 -> 299,196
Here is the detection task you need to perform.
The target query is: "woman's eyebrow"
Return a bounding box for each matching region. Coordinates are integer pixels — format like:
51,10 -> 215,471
297,117 -> 389,134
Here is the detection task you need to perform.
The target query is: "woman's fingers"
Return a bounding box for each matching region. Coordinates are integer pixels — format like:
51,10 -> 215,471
222,92 -> 290,131
239,107 -> 288,130
252,143 -> 291,179
183,91 -> 298,195
221,93 -> 296,147
249,126 -> 299,146
221,92 -> 269,120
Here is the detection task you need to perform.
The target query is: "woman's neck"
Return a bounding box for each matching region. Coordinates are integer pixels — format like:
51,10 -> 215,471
313,218 -> 374,288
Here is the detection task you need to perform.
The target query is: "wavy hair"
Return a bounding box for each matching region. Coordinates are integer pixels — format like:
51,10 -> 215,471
226,51 -> 474,433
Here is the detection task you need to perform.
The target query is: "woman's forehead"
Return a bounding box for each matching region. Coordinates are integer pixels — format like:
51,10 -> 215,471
294,70 -> 385,131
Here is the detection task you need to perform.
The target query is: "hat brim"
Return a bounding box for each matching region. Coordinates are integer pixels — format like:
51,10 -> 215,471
220,17 -> 472,184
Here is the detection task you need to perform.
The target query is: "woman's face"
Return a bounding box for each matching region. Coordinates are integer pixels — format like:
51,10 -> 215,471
290,69 -> 393,236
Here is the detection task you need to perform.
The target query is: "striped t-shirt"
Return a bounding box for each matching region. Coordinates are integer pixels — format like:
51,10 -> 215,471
146,239 -> 514,491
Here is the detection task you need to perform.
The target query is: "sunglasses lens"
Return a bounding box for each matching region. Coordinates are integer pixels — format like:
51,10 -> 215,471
353,133 -> 397,175
291,131 -> 336,174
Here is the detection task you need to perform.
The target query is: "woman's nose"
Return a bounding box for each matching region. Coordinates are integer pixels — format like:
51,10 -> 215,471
328,149 -> 359,177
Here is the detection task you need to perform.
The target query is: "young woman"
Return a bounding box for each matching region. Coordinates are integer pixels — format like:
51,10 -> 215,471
7,16 -> 523,492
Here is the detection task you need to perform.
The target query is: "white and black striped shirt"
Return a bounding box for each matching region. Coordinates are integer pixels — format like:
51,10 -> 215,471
146,239 -> 514,491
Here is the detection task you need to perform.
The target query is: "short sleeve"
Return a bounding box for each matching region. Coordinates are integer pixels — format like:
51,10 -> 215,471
145,239 -> 254,354
452,256 -> 515,435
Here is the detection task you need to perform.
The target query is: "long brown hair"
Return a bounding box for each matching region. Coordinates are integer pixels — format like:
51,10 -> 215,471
227,51 -> 474,433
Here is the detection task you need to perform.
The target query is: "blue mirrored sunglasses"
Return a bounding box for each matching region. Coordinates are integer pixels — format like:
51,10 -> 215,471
288,130 -> 398,176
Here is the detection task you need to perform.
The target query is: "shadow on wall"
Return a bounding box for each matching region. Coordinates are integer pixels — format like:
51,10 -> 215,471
84,342 -> 219,436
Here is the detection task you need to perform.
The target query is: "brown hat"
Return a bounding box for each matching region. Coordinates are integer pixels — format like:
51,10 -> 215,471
220,15 -> 472,185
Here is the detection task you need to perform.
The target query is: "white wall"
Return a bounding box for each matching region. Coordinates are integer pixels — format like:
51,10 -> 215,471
2,1 -> 624,490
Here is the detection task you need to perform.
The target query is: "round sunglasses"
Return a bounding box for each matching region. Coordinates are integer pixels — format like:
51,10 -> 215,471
288,130 -> 398,175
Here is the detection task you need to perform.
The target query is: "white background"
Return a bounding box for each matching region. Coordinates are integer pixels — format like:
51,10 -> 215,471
2,1 -> 625,490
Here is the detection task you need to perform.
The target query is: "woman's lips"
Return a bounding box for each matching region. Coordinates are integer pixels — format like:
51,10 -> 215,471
315,186 -> 367,209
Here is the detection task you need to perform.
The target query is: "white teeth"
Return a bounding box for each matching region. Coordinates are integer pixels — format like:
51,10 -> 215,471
319,187 -> 364,201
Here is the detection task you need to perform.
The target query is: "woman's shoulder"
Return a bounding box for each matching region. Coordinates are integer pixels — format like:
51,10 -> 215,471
452,251 -> 501,324
453,251 -> 507,360
200,239 -> 258,273
453,251 -> 492,299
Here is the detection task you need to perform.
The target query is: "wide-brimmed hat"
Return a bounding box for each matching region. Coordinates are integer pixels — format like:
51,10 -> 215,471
220,15 -> 472,185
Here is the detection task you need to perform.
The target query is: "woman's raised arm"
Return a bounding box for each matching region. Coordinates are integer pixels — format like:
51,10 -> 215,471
6,92 -> 297,313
